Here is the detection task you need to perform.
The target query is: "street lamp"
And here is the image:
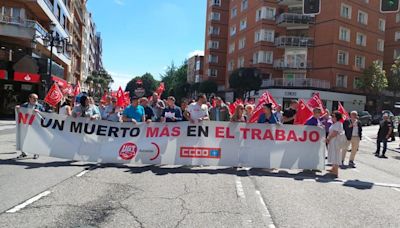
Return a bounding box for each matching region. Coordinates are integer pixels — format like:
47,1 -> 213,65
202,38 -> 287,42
32,22 -> 73,94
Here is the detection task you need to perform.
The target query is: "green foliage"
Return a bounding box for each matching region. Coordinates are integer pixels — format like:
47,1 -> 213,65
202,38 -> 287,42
85,68 -> 113,97
125,73 -> 158,97
161,62 -> 190,102
199,80 -> 218,95
229,67 -> 262,99
359,61 -> 388,94
388,57 -> 400,97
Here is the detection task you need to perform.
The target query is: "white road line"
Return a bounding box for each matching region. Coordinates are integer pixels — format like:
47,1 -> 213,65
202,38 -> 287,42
6,191 -> 51,213
0,125 -> 15,131
76,170 -> 89,177
392,188 -> 400,193
235,177 -> 246,199
255,190 -> 276,228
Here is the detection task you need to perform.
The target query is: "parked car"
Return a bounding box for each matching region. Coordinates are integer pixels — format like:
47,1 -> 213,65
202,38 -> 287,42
357,111 -> 372,126
372,110 -> 394,124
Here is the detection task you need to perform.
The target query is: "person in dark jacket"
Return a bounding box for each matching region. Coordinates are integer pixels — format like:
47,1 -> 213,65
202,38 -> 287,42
342,111 -> 362,167
375,114 -> 392,159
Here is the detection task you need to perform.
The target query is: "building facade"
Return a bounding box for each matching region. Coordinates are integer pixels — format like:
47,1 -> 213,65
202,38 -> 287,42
187,54 -> 204,84
0,0 -> 102,116
204,0 -> 390,112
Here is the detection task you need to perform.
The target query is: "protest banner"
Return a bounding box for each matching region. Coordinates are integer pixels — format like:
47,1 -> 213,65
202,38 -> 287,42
16,108 -> 326,169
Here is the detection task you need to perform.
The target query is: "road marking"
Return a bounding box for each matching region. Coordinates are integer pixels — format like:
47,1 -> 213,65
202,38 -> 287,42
0,125 -> 15,131
76,170 -> 89,177
235,177 -> 246,198
6,191 -> 51,213
255,190 -> 276,228
392,188 -> 400,193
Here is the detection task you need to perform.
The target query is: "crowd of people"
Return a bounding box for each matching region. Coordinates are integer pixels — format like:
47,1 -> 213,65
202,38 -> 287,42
17,92 -> 397,178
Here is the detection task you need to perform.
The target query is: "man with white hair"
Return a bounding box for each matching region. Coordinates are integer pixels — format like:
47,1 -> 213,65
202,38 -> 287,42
375,113 -> 392,159
343,111 -> 362,167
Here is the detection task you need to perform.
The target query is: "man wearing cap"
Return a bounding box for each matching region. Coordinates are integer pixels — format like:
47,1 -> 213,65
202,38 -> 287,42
161,96 -> 183,122
122,96 -> 145,124
375,113 -> 392,159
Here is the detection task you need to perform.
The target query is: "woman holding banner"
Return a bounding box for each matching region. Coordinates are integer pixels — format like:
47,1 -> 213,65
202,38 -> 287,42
326,111 -> 344,177
231,104 -> 246,122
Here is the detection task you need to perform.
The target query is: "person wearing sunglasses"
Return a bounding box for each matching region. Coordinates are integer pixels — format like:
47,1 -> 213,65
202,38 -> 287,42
20,93 -> 45,112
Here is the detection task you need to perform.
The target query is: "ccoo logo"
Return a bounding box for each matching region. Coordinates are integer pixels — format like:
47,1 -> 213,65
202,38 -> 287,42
119,142 -> 138,160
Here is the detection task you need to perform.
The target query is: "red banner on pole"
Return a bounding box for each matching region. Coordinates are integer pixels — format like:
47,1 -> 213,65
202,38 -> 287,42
73,81 -> 81,97
294,100 -> 313,125
307,92 -> 327,116
156,82 -> 165,98
116,86 -> 125,107
338,102 -> 350,123
249,92 -> 278,123
44,83 -> 63,107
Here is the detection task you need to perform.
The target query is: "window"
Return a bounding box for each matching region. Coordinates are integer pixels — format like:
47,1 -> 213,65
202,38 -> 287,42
229,42 -> 235,54
354,77 -> 361,89
231,7 -> 237,18
208,40 -> 219,49
397,13 -> 400,23
357,10 -> 368,25
228,60 -> 234,71
208,26 -> 220,35
341,4 -> 352,19
238,56 -> 245,68
209,12 -> 220,21
337,50 -> 349,65
379,19 -> 386,31
239,37 -> 246,49
210,0 -> 221,6
336,74 -> 348,88
208,55 -> 218,63
356,33 -> 366,46
230,25 -> 237,36
256,7 -> 276,21
255,29 -> 274,43
377,39 -> 384,52
195,60 -> 201,70
394,49 -> 400,59
355,55 -> 365,69
240,18 -> 247,30
339,27 -> 350,42
253,51 -> 273,64
241,0 -> 248,11
208,69 -> 218,77
395,31 -> 400,41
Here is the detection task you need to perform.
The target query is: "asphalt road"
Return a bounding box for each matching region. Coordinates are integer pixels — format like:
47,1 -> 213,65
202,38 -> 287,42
1,122 -> 400,228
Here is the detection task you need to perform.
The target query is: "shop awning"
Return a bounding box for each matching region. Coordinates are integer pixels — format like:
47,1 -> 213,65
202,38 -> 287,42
14,72 -> 41,83
0,70 -> 7,80
51,75 -> 68,88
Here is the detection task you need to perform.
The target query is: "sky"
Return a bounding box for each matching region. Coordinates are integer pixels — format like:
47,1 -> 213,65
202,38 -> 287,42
87,0 -> 206,90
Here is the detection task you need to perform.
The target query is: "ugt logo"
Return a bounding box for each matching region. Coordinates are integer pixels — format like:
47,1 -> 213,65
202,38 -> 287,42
18,112 -> 36,125
119,142 -> 138,160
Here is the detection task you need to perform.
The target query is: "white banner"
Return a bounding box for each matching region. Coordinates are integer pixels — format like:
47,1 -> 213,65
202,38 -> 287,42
16,108 -> 326,169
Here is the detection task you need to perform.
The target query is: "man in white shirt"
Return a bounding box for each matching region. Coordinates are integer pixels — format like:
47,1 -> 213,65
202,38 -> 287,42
185,94 -> 209,123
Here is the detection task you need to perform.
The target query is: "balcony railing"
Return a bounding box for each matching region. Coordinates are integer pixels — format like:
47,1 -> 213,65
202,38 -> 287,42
278,0 -> 303,5
262,78 -> 331,89
275,36 -> 314,48
273,59 -> 312,69
0,15 -> 48,37
43,0 -> 54,12
276,13 -> 315,26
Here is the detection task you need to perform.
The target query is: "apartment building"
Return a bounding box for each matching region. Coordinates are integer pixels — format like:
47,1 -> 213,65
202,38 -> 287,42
204,0 -> 388,112
187,54 -> 204,84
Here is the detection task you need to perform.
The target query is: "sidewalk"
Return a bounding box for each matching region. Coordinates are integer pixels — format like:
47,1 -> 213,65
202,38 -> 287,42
0,120 -> 16,126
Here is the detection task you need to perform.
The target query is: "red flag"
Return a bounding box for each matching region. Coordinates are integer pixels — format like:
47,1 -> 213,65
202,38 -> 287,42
62,83 -> 73,96
228,99 -> 243,115
44,83 -> 63,107
294,100 -> 313,125
124,91 -> 130,107
156,82 -> 165,98
307,93 -> 327,116
116,86 -> 125,107
338,102 -> 350,123
73,81 -> 81,97
249,92 -> 278,123
101,91 -> 108,103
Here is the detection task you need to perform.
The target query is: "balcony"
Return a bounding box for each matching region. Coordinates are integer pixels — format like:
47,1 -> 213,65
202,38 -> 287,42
277,0 -> 303,5
273,59 -> 312,70
275,36 -> 314,48
276,13 -> 315,27
43,0 -> 54,12
73,40 -> 81,55
262,78 -> 331,89
0,15 -> 48,40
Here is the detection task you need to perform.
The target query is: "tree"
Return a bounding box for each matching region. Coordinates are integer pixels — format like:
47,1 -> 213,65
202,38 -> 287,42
388,57 -> 400,97
358,61 -> 388,112
161,61 -> 189,102
229,67 -> 262,99
199,80 -> 218,96
85,68 -> 113,97
125,73 -> 158,97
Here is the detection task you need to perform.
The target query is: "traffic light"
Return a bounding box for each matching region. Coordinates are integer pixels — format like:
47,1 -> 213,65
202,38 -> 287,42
380,0 -> 400,13
303,0 -> 321,15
